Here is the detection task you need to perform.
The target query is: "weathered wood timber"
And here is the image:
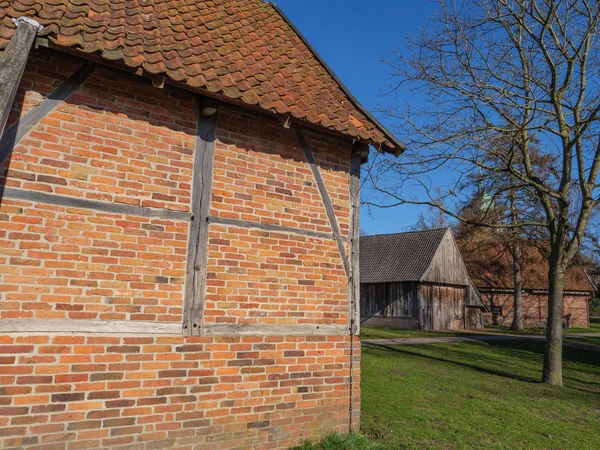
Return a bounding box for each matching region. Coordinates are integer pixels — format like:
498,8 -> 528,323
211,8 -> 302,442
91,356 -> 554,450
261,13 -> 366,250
0,319 -> 348,336
349,144 -> 364,335
183,98 -> 219,336
204,323 -> 347,336
421,230 -> 470,285
0,319 -> 182,335
0,17 -> 42,137
296,127 -> 350,277
0,62 -> 95,164
1,187 -> 191,221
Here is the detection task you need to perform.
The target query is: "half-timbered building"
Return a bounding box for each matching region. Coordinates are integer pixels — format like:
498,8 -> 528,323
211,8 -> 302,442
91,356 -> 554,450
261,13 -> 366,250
0,1 -> 404,448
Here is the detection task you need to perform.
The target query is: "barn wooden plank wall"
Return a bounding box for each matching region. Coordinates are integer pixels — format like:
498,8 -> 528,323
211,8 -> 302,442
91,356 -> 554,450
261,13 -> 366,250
361,282 -> 471,330
422,231 -> 470,285
361,282 -> 418,318
420,284 -> 467,330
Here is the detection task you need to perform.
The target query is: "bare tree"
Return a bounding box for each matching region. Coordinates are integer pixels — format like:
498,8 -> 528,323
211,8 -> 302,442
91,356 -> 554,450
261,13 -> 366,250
369,0 -> 600,385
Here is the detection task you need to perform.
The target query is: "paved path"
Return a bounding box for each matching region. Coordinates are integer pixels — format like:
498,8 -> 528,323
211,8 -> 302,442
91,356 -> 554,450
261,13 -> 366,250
361,332 -> 600,352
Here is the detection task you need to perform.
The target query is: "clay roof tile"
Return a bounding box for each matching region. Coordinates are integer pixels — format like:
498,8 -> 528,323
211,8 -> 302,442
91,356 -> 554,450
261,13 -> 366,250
0,0 -> 404,153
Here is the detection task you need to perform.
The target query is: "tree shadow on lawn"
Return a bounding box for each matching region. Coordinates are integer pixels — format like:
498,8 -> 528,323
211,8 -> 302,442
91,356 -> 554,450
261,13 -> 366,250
366,339 -> 600,393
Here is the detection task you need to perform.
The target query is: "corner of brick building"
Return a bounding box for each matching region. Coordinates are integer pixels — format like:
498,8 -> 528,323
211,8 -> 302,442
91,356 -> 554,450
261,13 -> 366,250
0,47 -> 361,449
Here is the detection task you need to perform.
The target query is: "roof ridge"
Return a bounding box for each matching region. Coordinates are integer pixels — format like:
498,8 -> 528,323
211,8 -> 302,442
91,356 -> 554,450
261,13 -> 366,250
361,227 -> 448,238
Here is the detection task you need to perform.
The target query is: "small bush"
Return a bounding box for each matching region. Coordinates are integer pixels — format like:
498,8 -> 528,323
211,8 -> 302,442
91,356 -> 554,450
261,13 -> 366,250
292,433 -> 384,450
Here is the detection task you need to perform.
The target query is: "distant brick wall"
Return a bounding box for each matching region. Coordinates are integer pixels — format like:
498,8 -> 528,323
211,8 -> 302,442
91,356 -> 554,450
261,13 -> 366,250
0,334 -> 360,449
481,292 -> 590,328
0,47 -> 359,449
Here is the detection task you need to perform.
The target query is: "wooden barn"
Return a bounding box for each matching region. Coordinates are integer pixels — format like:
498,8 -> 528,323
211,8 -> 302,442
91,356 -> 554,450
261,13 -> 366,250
460,241 -> 595,329
360,228 -> 486,330
0,2 -> 405,448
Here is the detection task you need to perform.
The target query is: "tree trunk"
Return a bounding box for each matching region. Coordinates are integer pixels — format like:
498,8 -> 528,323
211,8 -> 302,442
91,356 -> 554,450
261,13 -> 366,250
510,242 -> 523,331
542,260 -> 565,386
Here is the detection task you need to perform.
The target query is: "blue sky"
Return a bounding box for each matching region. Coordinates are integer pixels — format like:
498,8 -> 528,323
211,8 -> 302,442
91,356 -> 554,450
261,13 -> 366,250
274,0 -> 437,235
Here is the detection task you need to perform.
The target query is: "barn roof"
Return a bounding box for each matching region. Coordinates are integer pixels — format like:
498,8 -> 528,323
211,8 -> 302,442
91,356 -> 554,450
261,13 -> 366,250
360,228 -> 448,283
0,0 -> 404,154
460,240 -> 595,293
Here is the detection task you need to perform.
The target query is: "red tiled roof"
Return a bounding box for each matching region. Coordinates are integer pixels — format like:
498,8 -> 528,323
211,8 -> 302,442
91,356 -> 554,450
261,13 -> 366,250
459,240 -> 595,293
0,0 -> 404,154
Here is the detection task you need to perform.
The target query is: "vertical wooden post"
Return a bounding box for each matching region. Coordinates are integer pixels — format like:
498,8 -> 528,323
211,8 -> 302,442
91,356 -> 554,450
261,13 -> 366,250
349,143 -> 367,335
348,142 -> 366,434
0,17 -> 43,137
183,98 -> 218,336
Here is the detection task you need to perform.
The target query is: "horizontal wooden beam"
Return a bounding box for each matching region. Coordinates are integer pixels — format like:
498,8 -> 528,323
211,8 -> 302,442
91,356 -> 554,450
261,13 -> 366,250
2,187 -> 191,221
0,319 -> 348,336
204,323 -> 348,336
0,319 -> 182,335
209,215 -> 345,242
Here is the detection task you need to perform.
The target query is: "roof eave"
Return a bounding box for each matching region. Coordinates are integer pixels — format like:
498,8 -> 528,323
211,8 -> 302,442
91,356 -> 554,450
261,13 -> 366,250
268,2 -> 406,157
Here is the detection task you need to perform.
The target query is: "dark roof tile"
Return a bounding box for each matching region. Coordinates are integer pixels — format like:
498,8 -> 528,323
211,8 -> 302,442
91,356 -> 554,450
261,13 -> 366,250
360,228 -> 448,283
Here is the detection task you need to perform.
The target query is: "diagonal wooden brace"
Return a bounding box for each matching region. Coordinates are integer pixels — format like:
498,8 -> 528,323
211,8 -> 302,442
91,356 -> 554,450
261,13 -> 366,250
0,17 -> 43,136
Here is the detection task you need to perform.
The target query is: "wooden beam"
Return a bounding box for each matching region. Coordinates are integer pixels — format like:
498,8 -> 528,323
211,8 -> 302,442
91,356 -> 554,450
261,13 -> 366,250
183,98 -> 219,336
204,323 -> 347,336
349,144 -> 365,335
0,62 -> 95,166
0,17 -> 43,137
209,215 -> 345,242
2,187 -> 191,221
0,319 -> 182,335
295,127 -> 350,277
0,319 -> 347,336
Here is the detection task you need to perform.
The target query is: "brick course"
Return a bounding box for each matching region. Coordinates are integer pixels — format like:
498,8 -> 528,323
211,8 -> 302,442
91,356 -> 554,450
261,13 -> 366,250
0,335 -> 360,450
0,199 -> 187,322
205,224 -> 348,326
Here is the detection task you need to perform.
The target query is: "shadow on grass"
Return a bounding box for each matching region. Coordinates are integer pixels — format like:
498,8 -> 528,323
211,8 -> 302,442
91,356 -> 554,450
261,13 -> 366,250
366,342 -> 540,383
485,339 -> 600,368
365,338 -> 600,391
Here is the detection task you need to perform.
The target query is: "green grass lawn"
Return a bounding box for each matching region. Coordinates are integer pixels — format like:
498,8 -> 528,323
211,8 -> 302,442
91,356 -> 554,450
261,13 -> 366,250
361,340 -> 600,449
360,327 -> 466,340
361,316 -> 600,342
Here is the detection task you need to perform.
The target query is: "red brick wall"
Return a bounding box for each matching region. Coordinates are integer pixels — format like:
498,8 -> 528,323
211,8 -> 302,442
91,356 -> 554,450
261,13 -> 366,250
0,334 -> 360,450
205,224 -> 349,327
205,108 -> 352,328
481,292 -> 590,328
3,56 -> 196,212
0,48 -> 359,448
0,199 -> 187,322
